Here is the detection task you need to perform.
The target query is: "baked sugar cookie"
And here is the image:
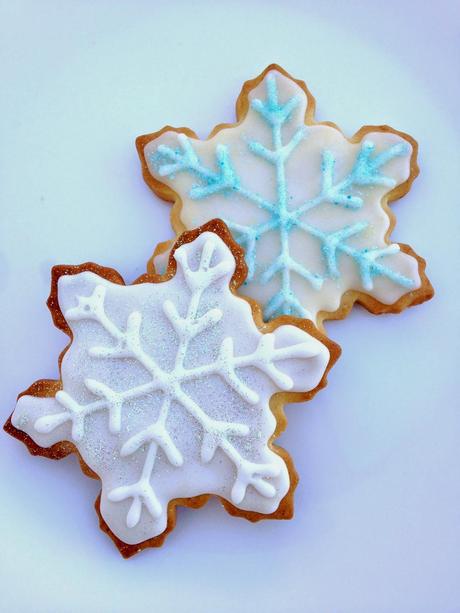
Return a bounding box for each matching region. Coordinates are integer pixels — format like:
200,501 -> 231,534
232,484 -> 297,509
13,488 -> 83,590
4,221 -> 338,557
137,65 -> 433,329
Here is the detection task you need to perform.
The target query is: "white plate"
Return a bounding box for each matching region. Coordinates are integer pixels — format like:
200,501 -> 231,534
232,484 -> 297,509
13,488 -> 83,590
0,1 -> 458,611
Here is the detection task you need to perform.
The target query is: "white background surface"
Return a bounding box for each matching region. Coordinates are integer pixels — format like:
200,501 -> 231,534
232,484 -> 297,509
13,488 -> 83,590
1,1 -> 459,612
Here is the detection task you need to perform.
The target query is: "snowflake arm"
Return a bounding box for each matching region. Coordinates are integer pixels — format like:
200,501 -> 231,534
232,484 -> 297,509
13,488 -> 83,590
109,438 -> 164,528
154,133 -> 276,214
296,140 -> 410,214
296,220 -> 415,290
107,396 -> 181,528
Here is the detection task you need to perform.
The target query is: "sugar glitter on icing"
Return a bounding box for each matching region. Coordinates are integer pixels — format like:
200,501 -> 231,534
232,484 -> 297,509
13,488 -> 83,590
12,232 -> 330,544
149,72 -> 419,321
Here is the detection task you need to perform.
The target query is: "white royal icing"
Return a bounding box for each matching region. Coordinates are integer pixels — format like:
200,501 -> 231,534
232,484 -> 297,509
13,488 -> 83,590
144,70 -> 422,323
12,232 -> 330,544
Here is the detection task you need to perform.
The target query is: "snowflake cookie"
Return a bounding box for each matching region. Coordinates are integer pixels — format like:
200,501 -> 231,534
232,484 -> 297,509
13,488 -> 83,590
4,222 -> 338,557
137,65 -> 433,329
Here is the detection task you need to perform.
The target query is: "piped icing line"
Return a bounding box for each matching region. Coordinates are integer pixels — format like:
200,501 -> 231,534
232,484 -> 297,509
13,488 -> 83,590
140,66 -> 433,326
9,225 -> 334,550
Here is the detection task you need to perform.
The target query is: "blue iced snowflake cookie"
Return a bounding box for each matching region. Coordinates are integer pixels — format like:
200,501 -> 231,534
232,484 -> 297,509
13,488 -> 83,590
137,65 -> 433,329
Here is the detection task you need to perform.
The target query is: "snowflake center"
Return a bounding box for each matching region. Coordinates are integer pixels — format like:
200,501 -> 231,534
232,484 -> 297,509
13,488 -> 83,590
276,208 -> 296,230
153,369 -> 181,395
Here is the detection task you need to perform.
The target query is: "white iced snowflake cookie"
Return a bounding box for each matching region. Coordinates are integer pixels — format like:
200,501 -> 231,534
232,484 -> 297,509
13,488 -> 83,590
137,65 -> 432,329
6,223 -> 337,556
